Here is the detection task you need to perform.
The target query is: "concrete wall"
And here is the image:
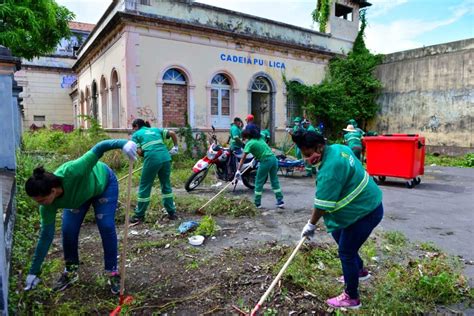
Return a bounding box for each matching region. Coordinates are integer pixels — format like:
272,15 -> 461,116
15,66 -> 75,129
374,39 -> 474,155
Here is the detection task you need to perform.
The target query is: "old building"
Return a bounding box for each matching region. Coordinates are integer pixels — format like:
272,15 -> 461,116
73,0 -> 370,140
15,21 -> 95,130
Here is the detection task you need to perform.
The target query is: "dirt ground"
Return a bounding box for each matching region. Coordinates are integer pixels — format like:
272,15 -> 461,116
27,166 -> 474,314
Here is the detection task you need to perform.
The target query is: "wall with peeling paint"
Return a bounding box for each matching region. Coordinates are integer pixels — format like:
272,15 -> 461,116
374,39 -> 474,155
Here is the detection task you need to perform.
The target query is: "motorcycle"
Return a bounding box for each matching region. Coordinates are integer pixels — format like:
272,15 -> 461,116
184,126 -> 258,192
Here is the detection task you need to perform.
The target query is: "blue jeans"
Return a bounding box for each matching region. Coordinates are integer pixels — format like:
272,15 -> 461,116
62,166 -> 118,272
331,203 -> 384,299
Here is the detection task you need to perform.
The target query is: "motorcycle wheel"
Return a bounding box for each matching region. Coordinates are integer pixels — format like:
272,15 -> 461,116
242,169 -> 257,189
185,169 -> 208,192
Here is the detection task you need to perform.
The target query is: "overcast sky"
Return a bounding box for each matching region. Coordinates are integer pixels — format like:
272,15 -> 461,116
56,0 -> 474,54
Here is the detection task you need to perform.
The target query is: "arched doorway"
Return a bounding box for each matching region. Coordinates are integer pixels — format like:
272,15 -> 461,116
79,91 -> 85,128
91,80 -> 98,120
162,68 -> 188,127
110,69 -> 120,128
250,76 -> 273,131
85,87 -> 91,128
100,76 -> 108,128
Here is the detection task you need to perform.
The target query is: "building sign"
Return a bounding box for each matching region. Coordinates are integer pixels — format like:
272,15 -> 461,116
220,53 -> 286,69
61,75 -> 77,88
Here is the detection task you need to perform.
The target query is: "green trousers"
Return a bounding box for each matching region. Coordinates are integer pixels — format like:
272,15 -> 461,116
135,158 -> 175,219
254,156 -> 283,205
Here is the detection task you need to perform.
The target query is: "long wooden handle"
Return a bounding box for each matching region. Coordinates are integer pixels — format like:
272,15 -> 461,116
250,237 -> 306,316
197,162 -> 254,212
285,144 -> 295,156
118,166 -> 143,182
119,160 -> 134,300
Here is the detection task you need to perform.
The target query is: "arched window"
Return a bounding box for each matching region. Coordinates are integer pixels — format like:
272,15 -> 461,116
100,76 -> 108,128
251,77 -> 270,92
210,73 -> 231,128
163,68 -> 186,84
162,68 -> 188,127
111,69 -> 120,128
286,81 -> 302,126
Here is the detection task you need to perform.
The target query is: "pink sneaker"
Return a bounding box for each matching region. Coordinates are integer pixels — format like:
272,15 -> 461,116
337,268 -> 371,283
326,291 -> 361,309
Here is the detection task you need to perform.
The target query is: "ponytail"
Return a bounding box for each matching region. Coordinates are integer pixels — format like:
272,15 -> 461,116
132,118 -> 151,129
25,166 -> 62,197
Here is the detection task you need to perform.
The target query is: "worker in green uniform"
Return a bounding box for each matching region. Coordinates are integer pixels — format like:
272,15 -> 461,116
286,117 -> 304,158
229,117 -> 244,153
293,130 -> 383,310
129,119 -> 179,225
228,117 -> 244,177
24,139 -> 137,294
236,128 -> 284,209
260,129 -> 271,144
302,119 -> 321,176
347,119 -> 365,136
343,124 -> 363,160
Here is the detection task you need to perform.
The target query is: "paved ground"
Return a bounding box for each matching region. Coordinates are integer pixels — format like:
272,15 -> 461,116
201,166 -> 473,286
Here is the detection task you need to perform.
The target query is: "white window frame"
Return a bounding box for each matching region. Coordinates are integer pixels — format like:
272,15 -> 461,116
210,75 -> 231,128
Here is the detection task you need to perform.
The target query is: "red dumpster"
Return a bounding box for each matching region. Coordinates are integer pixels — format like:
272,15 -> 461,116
363,134 -> 425,188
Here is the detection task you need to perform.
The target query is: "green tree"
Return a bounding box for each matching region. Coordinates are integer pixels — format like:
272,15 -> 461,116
0,0 -> 75,59
286,10 -> 383,139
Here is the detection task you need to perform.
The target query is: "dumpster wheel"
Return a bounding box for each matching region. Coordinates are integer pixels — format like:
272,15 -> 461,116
413,177 -> 421,185
405,180 -> 415,189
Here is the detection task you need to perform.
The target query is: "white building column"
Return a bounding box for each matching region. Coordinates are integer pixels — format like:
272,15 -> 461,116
188,84 -> 196,127
156,82 -> 163,128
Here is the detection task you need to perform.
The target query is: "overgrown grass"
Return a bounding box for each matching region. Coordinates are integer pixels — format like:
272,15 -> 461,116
425,153 -> 474,168
280,230 -> 472,313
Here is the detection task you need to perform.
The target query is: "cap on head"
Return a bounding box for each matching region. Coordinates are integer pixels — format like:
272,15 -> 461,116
246,114 -> 254,122
293,117 -> 302,123
260,129 -> 271,140
343,124 -> 357,132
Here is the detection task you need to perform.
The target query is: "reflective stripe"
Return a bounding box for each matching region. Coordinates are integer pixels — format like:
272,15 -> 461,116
347,137 -> 361,142
142,139 -> 164,150
162,193 -> 174,199
331,172 -> 369,212
314,198 -> 337,209
137,196 -> 151,202
255,191 -> 263,196
273,188 -> 282,193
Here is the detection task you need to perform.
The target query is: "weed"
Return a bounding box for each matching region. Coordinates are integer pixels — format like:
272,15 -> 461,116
134,238 -> 177,250
383,230 -> 407,247
185,260 -> 200,270
195,215 -> 217,237
419,241 -> 441,252
425,153 -> 474,168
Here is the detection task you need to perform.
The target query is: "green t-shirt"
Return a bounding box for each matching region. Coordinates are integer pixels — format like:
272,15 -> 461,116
30,139 -> 127,274
229,124 -> 243,150
132,126 -> 171,163
344,131 -> 363,150
244,138 -> 274,160
314,144 -> 382,232
39,152 -> 109,225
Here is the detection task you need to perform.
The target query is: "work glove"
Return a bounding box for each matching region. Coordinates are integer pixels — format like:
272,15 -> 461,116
301,220 -> 316,239
122,141 -> 137,161
285,128 -> 292,133
24,274 -> 40,291
169,145 -> 179,156
234,170 -> 242,183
